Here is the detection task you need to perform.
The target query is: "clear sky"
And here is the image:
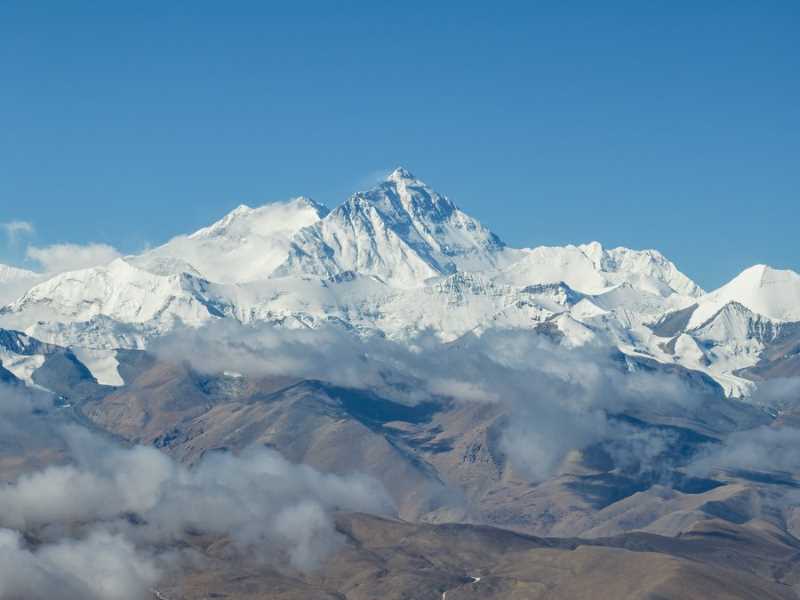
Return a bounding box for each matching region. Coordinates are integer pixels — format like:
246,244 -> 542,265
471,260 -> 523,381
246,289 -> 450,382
0,1 -> 797,289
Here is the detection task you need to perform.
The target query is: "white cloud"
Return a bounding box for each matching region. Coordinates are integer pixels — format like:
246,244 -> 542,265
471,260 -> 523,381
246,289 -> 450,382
750,377 -> 800,410
0,425 -> 393,573
354,168 -> 393,192
688,425 -> 800,476
0,528 -> 160,600
1,220 -> 34,243
26,243 -> 121,274
153,322 -> 719,482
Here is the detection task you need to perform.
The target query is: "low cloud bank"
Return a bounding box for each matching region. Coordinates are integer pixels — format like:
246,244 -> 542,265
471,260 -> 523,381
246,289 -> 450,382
0,529 -> 158,600
0,418 -> 392,600
689,425 -> 800,476
154,321 -> 725,482
749,377 -> 800,409
3,320 -> 795,598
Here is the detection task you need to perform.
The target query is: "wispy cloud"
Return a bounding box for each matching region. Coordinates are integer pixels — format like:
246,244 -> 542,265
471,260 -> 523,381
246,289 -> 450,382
1,220 -> 34,244
0,528 -> 158,600
688,425 -> 800,476
353,168 -> 393,192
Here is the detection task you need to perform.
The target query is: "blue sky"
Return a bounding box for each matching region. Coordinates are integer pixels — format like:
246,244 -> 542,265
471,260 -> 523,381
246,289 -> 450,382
0,1 -> 797,289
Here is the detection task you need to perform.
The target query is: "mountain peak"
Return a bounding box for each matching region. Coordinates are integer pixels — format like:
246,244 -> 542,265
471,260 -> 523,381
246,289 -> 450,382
290,195 -> 328,212
274,170 -> 509,287
387,166 -> 416,182
687,263 -> 800,327
722,263 -> 799,292
732,263 -> 791,287
128,197 -> 328,284
188,197 -> 327,241
342,167 -> 456,224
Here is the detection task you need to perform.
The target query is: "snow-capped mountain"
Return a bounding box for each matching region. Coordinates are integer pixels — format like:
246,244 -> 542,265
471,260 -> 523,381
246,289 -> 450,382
642,265 -> 800,397
273,167 -> 517,287
0,168 -> 797,400
0,258 -> 233,348
687,264 -> 800,328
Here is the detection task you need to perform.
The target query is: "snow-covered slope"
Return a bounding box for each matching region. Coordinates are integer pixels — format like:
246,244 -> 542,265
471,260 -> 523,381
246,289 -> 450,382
70,347 -> 124,386
1,258 -> 232,345
581,242 -> 704,298
0,327 -> 123,389
667,302 -> 780,397
496,242 -> 701,300
642,264 -> 800,398
0,328 -> 53,385
495,245 -> 608,293
274,168 -> 515,287
131,197 -> 328,283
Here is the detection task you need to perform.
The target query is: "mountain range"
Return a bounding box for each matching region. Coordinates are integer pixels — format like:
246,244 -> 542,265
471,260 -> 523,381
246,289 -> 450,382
1,167 -> 797,399
3,168 -> 800,599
